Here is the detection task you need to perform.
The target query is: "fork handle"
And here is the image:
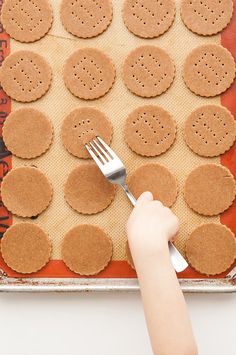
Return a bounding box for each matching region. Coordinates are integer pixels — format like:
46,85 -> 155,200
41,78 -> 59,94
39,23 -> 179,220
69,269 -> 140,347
121,184 -> 188,273
121,184 -> 137,206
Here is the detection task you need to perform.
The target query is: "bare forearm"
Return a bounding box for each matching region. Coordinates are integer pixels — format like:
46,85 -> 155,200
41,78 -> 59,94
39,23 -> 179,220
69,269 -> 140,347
135,245 -> 197,355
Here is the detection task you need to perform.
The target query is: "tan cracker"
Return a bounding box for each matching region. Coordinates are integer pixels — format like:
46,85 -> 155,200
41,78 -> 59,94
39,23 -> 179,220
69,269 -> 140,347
125,105 -> 176,157
127,163 -> 178,207
1,0 -> 53,43
3,108 -> 53,159
1,223 -> 51,274
122,45 -> 175,98
64,163 -> 116,215
183,44 -> 236,97
61,224 -> 112,275
61,107 -> 113,159
60,0 -> 112,38
184,164 -> 236,216
184,105 -> 236,157
0,50 -> 52,102
181,0 -> 233,36
1,167 -> 53,218
123,0 -> 175,39
185,223 -> 236,276
63,48 -> 115,100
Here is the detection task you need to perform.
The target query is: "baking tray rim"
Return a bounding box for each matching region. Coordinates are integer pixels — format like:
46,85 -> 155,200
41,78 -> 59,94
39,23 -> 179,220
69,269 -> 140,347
0,274 -> 236,293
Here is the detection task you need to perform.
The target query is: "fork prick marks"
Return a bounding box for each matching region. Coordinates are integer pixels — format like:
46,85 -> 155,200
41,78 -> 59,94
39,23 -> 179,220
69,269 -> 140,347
124,105 -> 177,156
61,107 -> 113,159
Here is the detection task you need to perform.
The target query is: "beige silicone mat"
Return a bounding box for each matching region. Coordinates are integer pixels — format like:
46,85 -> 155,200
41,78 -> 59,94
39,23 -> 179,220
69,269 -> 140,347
11,0 -> 220,261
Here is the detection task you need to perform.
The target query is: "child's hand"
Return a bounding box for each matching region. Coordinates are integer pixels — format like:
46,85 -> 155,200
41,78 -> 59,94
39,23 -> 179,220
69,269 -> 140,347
127,192 -> 197,355
126,191 -> 179,263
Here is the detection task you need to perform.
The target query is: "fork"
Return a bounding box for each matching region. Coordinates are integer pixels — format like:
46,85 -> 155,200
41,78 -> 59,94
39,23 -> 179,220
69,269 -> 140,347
85,136 -> 188,273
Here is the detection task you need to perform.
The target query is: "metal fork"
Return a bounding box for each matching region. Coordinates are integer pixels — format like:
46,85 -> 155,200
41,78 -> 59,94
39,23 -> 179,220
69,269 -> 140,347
85,136 -> 188,273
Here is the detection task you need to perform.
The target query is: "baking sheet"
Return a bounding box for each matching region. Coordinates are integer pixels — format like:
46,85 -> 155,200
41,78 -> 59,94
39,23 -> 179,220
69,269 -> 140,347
0,0 -> 236,289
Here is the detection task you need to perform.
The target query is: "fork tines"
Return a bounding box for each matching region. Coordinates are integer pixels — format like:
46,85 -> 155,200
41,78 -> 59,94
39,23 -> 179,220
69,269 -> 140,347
85,136 -> 114,165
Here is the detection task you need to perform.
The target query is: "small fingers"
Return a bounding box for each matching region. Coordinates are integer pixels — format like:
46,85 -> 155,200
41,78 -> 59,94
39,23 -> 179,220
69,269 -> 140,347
136,191 -> 153,205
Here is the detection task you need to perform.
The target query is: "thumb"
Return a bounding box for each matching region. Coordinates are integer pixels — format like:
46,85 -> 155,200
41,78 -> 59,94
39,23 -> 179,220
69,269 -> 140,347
136,191 -> 153,205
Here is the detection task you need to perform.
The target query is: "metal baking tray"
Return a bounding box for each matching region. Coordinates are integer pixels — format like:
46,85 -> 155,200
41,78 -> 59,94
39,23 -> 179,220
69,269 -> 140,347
0,0 -> 236,293
0,268 -> 236,293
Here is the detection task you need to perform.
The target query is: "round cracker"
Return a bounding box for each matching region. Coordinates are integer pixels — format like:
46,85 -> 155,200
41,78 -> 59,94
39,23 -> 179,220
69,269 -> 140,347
184,105 -> 236,157
1,167 -> 53,217
1,223 -> 51,274
125,240 -> 135,270
61,224 -> 112,275
124,105 -> 176,157
185,223 -> 236,275
0,50 -> 52,102
183,44 -> 236,97
181,0 -> 233,36
122,45 -> 175,98
123,0 -> 175,38
127,163 -> 178,207
184,164 -> 236,216
61,107 -> 113,159
64,163 -> 116,215
63,48 -> 115,100
60,0 -> 112,38
1,0 -> 53,43
3,108 -> 53,159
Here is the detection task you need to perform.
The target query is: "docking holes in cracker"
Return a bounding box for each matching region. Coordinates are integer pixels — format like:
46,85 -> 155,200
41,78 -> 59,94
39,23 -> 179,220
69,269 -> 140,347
63,48 -> 116,100
0,50 -> 52,102
183,44 -> 236,97
123,0 -> 175,38
1,0 -> 53,43
124,105 -> 177,157
1,167 -> 53,218
181,0 -> 233,36
184,164 -> 236,216
61,224 -> 113,276
64,163 -> 116,215
122,45 -> 175,98
185,223 -> 236,276
60,0 -> 113,38
127,163 -> 178,208
184,105 -> 236,158
61,107 -> 113,159
1,223 -> 52,274
3,108 -> 54,159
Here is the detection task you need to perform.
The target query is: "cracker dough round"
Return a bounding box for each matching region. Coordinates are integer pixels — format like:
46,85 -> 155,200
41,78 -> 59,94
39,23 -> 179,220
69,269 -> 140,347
184,164 -> 236,216
61,224 -> 112,275
63,48 -> 115,100
185,223 -> 236,275
184,105 -> 236,157
1,0 -> 53,43
64,163 -> 116,214
0,50 -> 52,102
181,0 -> 233,36
3,108 -> 53,159
127,163 -> 178,207
1,167 -> 53,217
60,0 -> 112,38
122,45 -> 175,98
123,0 -> 175,38
124,105 -> 176,157
61,107 -> 113,159
1,223 -> 51,274
183,44 -> 236,97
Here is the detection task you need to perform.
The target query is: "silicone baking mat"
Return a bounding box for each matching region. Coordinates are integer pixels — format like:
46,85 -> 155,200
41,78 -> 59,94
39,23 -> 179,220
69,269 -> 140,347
0,0 -> 235,280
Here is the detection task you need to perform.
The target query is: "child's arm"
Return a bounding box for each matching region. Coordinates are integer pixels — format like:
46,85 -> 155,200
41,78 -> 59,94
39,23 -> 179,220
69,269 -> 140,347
127,192 -> 197,355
